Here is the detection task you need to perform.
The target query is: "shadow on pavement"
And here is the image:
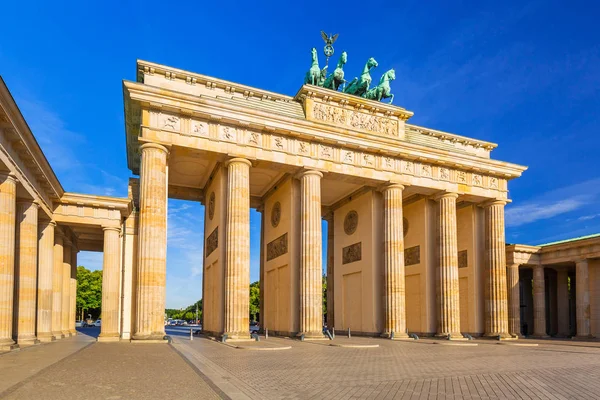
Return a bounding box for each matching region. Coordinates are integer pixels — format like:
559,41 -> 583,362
76,326 -> 100,338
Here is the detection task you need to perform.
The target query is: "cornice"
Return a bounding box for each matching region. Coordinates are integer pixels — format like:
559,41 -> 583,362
406,124 -> 497,151
59,192 -> 132,216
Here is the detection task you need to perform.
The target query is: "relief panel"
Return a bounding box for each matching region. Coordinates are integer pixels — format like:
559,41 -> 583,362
206,227 -> 218,257
342,242 -> 362,265
405,245 -> 420,266
267,233 -> 288,261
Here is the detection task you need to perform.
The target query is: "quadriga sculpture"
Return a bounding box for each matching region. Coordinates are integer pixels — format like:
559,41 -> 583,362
343,57 -> 378,97
304,48 -> 322,86
364,69 -> 395,104
322,51 -> 347,91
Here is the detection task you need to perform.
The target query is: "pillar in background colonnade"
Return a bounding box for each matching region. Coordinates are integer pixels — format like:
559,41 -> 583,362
99,227 -> 122,341
299,170 -> 323,338
532,264 -> 548,337
0,172 -> 17,351
13,200 -> 40,345
435,192 -> 461,338
69,245 -> 78,335
556,269 -> 570,337
381,184 -> 408,338
61,238 -> 72,337
325,212 -> 334,331
223,158 -> 251,339
576,259 -> 591,338
52,229 -> 64,339
506,263 -> 521,337
134,143 -> 169,340
37,220 -> 56,342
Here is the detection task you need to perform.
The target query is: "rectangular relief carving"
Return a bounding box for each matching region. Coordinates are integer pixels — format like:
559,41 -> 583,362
342,242 -> 362,265
404,245 -> 420,266
267,233 -> 288,261
458,250 -> 468,268
206,227 -> 218,257
311,103 -> 399,136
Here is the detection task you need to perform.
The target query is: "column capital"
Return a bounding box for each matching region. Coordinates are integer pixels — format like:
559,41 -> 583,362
224,157 -> 252,168
0,171 -> 18,184
140,142 -> 170,155
575,258 -> 589,266
102,226 -> 121,233
380,183 -> 405,193
506,263 -> 520,269
298,169 -> 323,179
479,198 -> 508,208
432,191 -> 459,201
16,198 -> 40,208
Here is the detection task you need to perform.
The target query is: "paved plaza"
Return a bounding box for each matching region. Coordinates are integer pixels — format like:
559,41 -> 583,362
2,329 -> 600,399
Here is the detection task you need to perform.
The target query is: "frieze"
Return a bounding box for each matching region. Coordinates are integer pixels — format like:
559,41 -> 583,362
267,233 -> 288,261
458,250 -> 468,268
405,245 -> 420,266
220,125 -> 237,142
206,227 -> 218,257
191,120 -> 208,137
311,102 -> 399,136
159,113 -> 180,132
342,242 -> 362,265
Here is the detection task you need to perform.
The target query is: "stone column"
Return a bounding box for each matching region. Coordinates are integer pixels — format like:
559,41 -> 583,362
257,205 -> 265,332
134,143 -> 169,340
482,200 -> 510,338
13,200 -> 40,345
99,227 -> 122,341
299,170 -> 323,338
37,220 -> 56,342
325,212 -> 334,331
435,192 -> 461,337
69,246 -> 78,335
0,173 -> 17,351
506,263 -> 521,337
533,264 -> 547,337
52,230 -> 64,339
382,184 -> 408,338
223,158 -> 251,339
576,259 -> 591,338
61,239 -> 72,336
556,269 -> 570,337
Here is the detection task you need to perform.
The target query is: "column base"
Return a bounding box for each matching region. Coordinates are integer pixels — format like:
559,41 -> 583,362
69,329 -> 77,335
574,335 -> 595,340
62,330 -> 72,337
482,332 -> 513,340
224,332 -> 251,340
530,334 -> 550,339
381,332 -> 410,340
97,334 -> 120,342
17,338 -> 40,346
0,338 -> 19,352
37,333 -> 56,343
435,332 -> 466,340
132,333 -> 167,341
52,331 -> 65,339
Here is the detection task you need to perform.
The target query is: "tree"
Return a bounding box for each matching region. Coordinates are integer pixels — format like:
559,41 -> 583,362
322,274 -> 327,316
76,266 -> 102,320
249,281 -> 260,322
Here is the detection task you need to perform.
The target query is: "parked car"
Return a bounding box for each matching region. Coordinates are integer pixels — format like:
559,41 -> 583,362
75,320 -> 83,327
94,319 -> 102,327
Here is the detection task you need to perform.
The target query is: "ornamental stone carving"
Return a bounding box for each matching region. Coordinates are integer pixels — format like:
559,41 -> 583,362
208,192 -> 215,220
311,103 -> 398,136
191,121 -> 208,136
271,201 -> 281,228
267,233 -> 288,261
342,242 -> 362,264
458,250 -> 468,268
160,114 -> 180,131
404,245 -> 420,266
403,217 -> 409,237
206,227 -> 218,257
344,210 -> 358,235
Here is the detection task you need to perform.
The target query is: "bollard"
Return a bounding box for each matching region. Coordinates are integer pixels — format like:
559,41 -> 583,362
325,330 -> 333,340
390,331 -> 394,340
300,333 -> 305,341
348,328 -> 351,339
265,328 -> 268,340
190,328 -> 193,341
332,328 -> 335,339
221,334 -> 228,343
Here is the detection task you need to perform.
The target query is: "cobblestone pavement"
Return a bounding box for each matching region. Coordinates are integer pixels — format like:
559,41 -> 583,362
173,335 -> 600,399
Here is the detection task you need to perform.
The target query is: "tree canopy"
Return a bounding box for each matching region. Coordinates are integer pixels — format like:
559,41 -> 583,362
76,266 -> 102,320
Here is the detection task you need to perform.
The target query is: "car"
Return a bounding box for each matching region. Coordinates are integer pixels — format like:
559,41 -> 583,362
94,319 -> 102,327
75,320 -> 83,327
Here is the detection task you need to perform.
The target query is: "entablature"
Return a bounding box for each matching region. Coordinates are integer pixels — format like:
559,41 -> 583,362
53,192 -> 131,229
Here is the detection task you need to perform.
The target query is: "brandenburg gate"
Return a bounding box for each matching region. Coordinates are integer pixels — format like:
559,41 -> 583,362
4,56 -> 596,348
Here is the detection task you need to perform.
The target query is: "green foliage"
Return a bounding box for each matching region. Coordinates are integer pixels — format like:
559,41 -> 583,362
249,281 -> 260,322
166,299 -> 203,321
76,266 -> 102,319
322,274 -> 327,315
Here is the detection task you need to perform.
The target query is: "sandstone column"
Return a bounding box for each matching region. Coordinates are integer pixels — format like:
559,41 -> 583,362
325,212 -> 334,331
13,200 -> 40,345
576,259 -> 591,338
483,200 -> 510,338
506,263 -> 521,337
435,192 -> 461,337
223,158 -> 251,339
299,170 -> 323,338
69,246 -> 78,335
52,229 -> 64,339
382,184 -> 408,338
0,173 -> 17,351
257,205 -> 265,332
556,269 -> 570,337
134,143 -> 169,340
61,238 -> 72,336
99,227 -> 122,341
37,220 -> 56,342
533,264 -> 547,337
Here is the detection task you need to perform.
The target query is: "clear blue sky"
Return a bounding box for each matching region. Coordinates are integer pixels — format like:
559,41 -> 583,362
1,1 -> 598,308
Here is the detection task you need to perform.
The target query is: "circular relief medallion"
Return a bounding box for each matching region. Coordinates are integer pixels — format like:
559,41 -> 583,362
403,217 -> 409,237
344,210 -> 358,235
271,201 -> 281,228
208,192 -> 215,221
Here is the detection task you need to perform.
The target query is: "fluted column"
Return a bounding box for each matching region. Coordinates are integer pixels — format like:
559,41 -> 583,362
506,263 -> 521,337
533,265 -> 547,337
325,212 -> 334,331
483,200 -> 510,338
51,230 -> 64,339
0,173 -> 17,351
299,170 -> 323,337
556,269 -> 570,337
13,200 -> 40,345
576,259 -> 591,338
61,239 -> 72,336
134,143 -> 169,340
69,246 -> 77,335
223,158 -> 251,339
435,193 -> 461,337
382,184 -> 408,338
99,227 -> 122,341
257,205 -> 265,332
37,220 -> 56,342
